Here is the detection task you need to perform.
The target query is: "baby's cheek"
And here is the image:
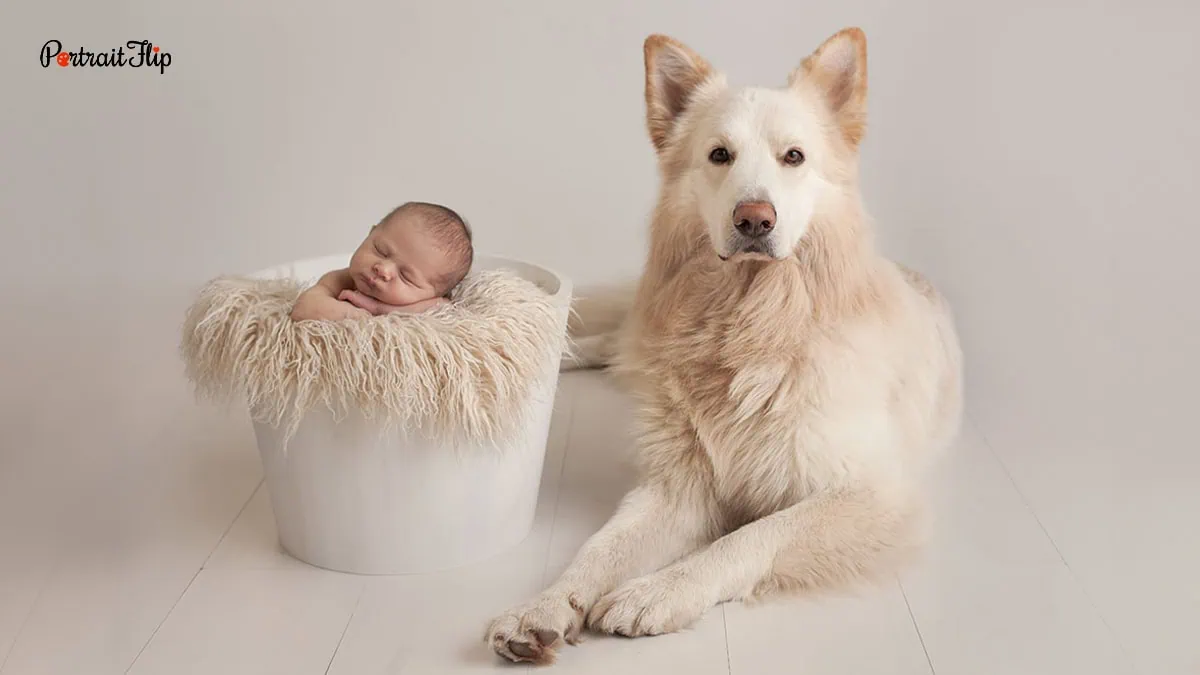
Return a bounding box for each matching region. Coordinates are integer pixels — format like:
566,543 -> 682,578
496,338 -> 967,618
378,286 -> 416,306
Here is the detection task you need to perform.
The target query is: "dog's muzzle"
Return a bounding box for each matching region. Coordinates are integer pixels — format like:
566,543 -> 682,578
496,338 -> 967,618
719,199 -> 779,260
722,235 -> 777,260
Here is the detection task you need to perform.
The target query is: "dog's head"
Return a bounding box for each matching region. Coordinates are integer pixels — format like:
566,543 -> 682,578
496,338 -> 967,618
644,28 -> 869,262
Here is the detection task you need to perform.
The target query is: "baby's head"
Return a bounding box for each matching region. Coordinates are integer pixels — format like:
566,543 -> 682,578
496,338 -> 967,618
348,201 -> 473,307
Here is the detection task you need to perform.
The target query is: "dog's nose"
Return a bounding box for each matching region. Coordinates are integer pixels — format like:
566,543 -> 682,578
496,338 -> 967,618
733,201 -> 776,238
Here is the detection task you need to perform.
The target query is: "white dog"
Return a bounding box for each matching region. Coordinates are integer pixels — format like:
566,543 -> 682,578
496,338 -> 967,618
488,26 -> 964,664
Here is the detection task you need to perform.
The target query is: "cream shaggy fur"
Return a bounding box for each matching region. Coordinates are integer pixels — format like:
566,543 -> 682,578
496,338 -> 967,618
180,268 -> 566,449
487,27 -> 963,665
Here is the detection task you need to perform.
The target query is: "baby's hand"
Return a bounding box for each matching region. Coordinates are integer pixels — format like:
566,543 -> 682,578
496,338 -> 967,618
339,304 -> 372,320
338,289 -> 384,315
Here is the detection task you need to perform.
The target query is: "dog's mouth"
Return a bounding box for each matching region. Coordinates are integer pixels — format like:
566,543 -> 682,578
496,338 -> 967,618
719,237 -> 777,262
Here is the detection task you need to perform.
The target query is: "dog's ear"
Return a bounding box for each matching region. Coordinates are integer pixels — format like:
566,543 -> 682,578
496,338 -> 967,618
644,35 -> 713,152
790,27 -> 868,146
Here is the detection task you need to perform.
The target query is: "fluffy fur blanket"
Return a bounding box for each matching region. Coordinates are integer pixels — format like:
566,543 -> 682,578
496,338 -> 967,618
179,269 -> 567,449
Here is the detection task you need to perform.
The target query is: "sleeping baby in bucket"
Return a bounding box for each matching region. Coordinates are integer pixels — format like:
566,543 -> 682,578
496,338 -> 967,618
290,201 -> 474,322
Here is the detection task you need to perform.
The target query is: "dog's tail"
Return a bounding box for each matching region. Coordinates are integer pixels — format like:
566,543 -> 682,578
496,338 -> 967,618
560,280 -> 637,372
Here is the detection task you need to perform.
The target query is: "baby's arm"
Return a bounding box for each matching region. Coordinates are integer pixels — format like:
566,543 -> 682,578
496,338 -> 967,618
290,269 -> 371,322
339,290 -> 449,316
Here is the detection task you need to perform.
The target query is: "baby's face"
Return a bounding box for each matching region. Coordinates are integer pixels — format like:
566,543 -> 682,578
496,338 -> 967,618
348,219 -> 450,306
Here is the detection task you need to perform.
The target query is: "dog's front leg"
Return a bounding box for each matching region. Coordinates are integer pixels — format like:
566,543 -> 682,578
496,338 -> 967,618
486,480 -> 712,664
587,485 -> 924,637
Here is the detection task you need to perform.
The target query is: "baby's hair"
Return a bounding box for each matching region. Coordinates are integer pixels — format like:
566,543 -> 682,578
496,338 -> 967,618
379,201 -> 474,296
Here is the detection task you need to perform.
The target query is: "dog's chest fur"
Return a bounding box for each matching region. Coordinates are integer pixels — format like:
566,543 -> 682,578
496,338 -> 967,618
631,255 -> 840,525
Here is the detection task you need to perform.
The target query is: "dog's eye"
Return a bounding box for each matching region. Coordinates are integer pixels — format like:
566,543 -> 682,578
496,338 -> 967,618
783,148 -> 805,166
708,147 -> 731,165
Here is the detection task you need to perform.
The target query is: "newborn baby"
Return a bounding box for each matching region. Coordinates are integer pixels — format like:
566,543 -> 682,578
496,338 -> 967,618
290,201 -> 473,322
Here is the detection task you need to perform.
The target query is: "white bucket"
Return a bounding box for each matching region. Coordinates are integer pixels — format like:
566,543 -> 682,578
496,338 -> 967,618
246,253 -> 572,575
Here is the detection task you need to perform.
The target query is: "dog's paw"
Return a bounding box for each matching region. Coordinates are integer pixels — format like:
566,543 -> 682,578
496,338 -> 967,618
485,591 -> 587,664
587,572 -> 712,637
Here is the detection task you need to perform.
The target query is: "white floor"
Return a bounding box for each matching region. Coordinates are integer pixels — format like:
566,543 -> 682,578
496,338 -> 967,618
1,306 -> 1197,675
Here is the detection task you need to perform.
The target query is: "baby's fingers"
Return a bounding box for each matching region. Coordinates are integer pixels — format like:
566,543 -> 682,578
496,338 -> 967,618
343,292 -> 377,312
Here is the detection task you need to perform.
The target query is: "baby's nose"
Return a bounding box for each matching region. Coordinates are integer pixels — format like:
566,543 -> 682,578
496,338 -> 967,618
373,262 -> 392,280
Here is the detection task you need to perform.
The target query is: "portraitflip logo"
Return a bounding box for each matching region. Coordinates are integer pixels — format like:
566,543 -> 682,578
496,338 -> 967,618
40,39 -> 172,74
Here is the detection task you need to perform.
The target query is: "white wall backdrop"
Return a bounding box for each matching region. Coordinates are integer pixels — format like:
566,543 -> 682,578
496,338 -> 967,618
2,0 -> 1197,668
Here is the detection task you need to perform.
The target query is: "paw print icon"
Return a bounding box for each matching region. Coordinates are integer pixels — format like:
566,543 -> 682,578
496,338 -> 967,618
56,52 -> 69,67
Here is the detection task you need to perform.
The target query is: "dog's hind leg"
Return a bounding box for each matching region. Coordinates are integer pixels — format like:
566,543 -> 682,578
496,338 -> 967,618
559,280 -> 637,371
561,331 -> 620,371
586,485 -> 927,637
565,281 -> 636,337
